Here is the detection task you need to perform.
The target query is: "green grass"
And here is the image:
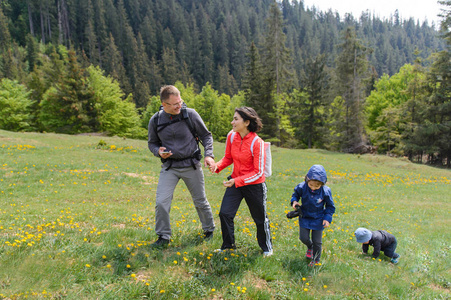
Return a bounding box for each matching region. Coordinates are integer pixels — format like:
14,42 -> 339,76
0,129 -> 450,299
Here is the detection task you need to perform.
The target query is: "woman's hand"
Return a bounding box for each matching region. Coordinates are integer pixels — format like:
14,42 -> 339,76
223,179 -> 235,187
207,159 -> 217,173
292,201 -> 300,209
322,220 -> 330,228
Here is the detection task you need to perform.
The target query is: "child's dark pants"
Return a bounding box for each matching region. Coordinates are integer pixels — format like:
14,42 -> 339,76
299,227 -> 323,261
383,237 -> 399,258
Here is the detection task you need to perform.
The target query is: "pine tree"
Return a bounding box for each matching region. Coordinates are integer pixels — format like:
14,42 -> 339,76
92,0 -> 108,67
0,6 -> 11,50
260,2 -> 292,143
410,1 -> 451,166
334,27 -> 372,153
243,42 -> 263,108
217,64 -> 238,96
139,14 -> 158,60
39,50 -> 96,133
26,34 -> 39,72
133,33 -> 151,108
148,56 -> 163,95
290,54 -> 330,148
198,5 -> 214,84
161,47 -> 178,85
0,6 -> 12,79
83,0 -> 100,65
103,33 -> 131,96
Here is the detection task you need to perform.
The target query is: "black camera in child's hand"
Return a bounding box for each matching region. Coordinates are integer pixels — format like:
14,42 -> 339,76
286,204 -> 302,219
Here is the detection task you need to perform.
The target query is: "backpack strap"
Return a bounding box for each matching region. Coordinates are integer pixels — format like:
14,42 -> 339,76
153,106 -> 203,147
153,106 -> 202,171
250,136 -> 259,155
230,132 -> 259,155
230,131 -> 236,144
182,108 -> 203,147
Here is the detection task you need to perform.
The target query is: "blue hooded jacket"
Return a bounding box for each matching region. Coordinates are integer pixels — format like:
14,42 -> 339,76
290,165 -> 335,231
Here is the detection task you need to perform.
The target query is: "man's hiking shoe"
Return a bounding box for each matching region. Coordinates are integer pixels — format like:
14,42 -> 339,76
203,231 -> 214,241
391,255 -> 400,264
305,249 -> 313,259
151,236 -> 169,248
263,250 -> 273,257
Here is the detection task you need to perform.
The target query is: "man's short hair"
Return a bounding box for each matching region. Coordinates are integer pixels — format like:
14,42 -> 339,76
160,85 -> 180,102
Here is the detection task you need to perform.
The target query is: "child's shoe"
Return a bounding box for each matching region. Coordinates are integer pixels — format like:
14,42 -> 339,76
391,255 -> 400,264
305,248 -> 313,259
308,260 -> 319,267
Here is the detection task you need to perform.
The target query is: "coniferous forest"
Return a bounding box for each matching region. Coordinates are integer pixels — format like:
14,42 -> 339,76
0,0 -> 450,167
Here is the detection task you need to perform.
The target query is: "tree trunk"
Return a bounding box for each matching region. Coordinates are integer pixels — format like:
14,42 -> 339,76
28,2 -> 34,36
40,4 -> 45,44
58,0 -> 63,44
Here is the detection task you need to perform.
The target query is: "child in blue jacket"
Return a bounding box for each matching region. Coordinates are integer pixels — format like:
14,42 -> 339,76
290,165 -> 335,266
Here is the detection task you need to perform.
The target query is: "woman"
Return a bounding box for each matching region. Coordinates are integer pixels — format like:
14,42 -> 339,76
210,107 -> 272,256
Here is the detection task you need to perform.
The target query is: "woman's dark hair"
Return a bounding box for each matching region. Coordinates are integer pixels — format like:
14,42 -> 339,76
235,107 -> 263,133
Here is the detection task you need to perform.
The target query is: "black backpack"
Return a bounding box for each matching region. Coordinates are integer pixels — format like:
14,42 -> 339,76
152,104 -> 203,169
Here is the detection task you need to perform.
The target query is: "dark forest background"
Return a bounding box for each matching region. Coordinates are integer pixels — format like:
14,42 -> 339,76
0,0 -> 450,167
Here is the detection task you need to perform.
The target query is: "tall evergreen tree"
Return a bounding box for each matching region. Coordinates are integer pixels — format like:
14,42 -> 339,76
409,1 -> 451,166
243,42 -> 263,109
260,2 -> 292,143
139,14 -> 158,61
148,56 -> 163,95
217,64 -> 238,96
83,0 -> 100,65
198,5 -> 214,84
25,34 -> 39,72
334,27 -> 372,152
0,6 -> 11,50
0,6 -> 12,78
102,33 -> 131,96
290,54 -> 330,148
39,50 -> 96,133
133,33 -> 151,108
92,0 -> 108,67
161,47 -> 178,85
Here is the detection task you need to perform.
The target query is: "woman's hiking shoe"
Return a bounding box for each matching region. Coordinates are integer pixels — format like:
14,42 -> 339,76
151,236 -> 169,248
263,250 -> 273,257
305,249 -> 313,259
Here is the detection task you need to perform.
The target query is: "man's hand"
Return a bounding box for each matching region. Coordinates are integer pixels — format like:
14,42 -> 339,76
204,156 -> 215,168
322,220 -> 330,228
292,201 -> 300,209
158,147 -> 173,159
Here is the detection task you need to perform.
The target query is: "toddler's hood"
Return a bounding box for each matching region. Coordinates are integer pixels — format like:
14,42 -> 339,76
306,164 -> 327,184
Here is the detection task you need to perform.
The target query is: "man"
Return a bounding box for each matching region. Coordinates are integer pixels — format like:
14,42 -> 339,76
147,85 -> 215,247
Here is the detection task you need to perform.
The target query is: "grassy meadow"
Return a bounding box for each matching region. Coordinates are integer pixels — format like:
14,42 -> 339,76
0,129 -> 450,299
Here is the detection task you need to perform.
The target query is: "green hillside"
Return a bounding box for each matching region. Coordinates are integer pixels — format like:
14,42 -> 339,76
0,130 -> 449,299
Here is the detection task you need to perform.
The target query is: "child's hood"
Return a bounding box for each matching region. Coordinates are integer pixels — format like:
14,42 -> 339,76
306,165 -> 327,184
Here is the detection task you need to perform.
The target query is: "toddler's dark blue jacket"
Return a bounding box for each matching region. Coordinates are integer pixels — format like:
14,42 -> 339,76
290,165 -> 335,231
